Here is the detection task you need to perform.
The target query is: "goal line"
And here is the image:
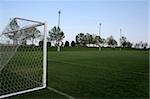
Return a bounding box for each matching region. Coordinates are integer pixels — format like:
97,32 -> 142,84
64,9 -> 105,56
47,86 -> 75,99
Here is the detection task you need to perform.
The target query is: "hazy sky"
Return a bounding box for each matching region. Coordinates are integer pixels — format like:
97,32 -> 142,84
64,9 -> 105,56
0,0 -> 148,44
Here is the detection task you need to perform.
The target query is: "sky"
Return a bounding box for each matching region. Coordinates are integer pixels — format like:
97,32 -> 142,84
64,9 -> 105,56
0,0 -> 148,44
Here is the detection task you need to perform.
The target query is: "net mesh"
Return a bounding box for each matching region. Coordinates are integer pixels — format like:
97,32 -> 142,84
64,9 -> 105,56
0,18 -> 44,97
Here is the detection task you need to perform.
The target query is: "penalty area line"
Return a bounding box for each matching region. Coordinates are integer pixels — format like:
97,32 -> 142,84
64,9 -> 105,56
47,86 -> 75,99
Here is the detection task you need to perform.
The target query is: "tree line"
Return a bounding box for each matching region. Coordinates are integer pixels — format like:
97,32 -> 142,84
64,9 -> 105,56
47,26 -> 148,50
5,19 -> 148,51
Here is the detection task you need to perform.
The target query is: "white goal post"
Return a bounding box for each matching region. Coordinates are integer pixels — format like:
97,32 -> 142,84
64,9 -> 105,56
0,17 -> 47,98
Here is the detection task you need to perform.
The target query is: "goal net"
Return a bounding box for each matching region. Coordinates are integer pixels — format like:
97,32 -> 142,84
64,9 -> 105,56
0,17 -> 47,98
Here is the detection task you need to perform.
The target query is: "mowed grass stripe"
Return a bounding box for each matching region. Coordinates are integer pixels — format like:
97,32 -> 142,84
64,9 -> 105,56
48,51 -> 148,75
48,51 -> 149,98
48,59 -> 149,75
48,61 -> 148,98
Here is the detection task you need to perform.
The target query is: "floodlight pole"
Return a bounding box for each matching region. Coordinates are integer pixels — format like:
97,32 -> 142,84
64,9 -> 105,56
58,10 -> 61,27
120,28 -> 122,51
99,23 -> 101,51
57,10 -> 61,52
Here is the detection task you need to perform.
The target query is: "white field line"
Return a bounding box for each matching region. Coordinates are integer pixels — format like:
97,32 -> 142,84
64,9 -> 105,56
47,86 -> 75,99
48,59 -> 149,75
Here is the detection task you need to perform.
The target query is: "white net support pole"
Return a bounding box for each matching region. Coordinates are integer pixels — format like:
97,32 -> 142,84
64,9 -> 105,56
43,22 -> 47,88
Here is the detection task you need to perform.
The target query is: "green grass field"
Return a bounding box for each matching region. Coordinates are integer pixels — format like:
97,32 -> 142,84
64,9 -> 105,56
7,49 -> 149,98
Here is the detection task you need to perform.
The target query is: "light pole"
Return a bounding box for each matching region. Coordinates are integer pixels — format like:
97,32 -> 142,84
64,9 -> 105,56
58,10 -> 61,27
99,23 -> 102,51
57,10 -> 61,52
120,28 -> 122,51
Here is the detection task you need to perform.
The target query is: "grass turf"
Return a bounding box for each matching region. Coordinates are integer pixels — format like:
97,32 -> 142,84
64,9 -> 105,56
7,50 -> 149,98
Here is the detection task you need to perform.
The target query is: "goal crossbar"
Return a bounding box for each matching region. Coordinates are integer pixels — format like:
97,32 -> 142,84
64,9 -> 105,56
2,23 -> 44,34
14,17 -> 44,24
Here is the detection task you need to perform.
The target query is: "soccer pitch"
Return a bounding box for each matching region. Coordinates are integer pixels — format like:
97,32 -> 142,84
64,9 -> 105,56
11,50 -> 149,98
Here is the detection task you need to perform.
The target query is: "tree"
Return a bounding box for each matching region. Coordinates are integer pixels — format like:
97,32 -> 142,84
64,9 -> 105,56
49,26 -> 65,52
120,36 -> 133,48
61,42 -> 64,47
95,35 -> 102,46
120,36 -> 127,48
101,38 -> 106,47
142,42 -> 148,50
39,40 -> 43,47
4,18 -> 20,44
83,33 -> 91,45
71,41 -> 76,47
107,36 -> 118,48
47,42 -> 51,47
126,41 -> 132,48
75,35 -> 79,45
134,43 -> 140,49
75,33 -> 86,46
138,41 -> 148,49
27,27 -> 41,45
87,34 -> 93,44
39,41 -> 51,47
75,33 -> 104,47
64,41 -> 69,47
91,35 -> 97,47
75,33 -> 101,47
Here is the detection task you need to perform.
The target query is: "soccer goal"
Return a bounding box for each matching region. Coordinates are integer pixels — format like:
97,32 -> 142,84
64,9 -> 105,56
0,17 -> 47,98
